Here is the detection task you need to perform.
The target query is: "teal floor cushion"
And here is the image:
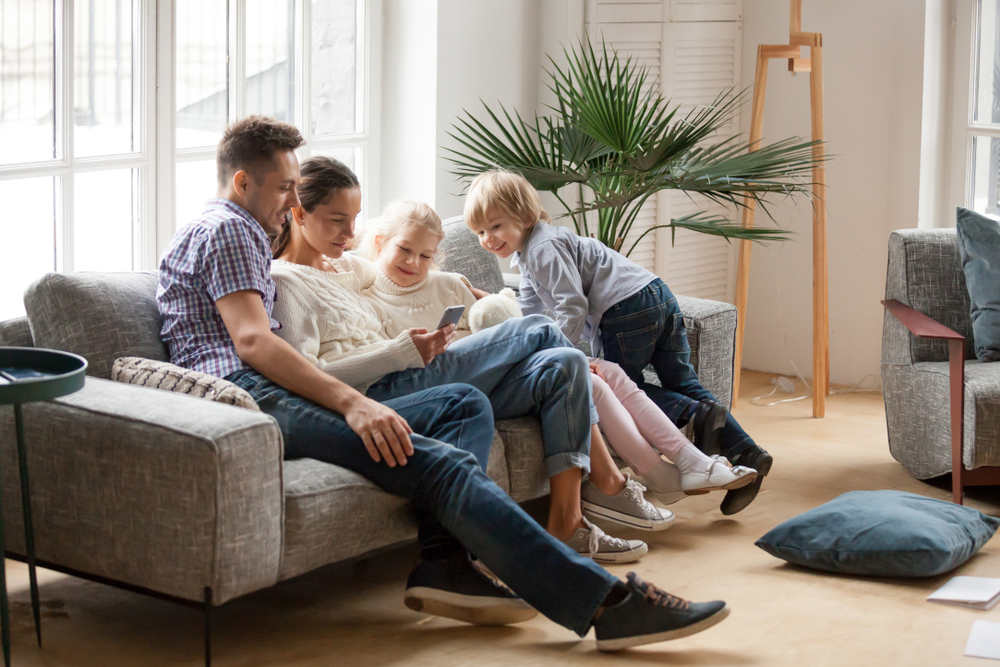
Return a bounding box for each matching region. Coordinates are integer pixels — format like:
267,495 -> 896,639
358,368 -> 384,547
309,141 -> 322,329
756,490 -> 1000,577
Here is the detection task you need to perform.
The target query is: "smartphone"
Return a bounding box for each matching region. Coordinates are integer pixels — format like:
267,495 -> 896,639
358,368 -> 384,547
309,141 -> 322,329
436,305 -> 466,330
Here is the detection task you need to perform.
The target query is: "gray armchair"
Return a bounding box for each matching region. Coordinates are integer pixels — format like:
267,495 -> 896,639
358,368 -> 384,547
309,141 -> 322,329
881,229 -> 1000,502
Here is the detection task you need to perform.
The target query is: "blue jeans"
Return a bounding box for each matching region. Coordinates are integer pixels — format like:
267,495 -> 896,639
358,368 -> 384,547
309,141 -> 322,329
366,315 -> 598,478
600,278 -> 756,461
228,371 -> 616,636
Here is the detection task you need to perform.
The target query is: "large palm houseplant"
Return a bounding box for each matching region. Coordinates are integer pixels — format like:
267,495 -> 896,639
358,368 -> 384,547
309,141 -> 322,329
445,40 -> 823,256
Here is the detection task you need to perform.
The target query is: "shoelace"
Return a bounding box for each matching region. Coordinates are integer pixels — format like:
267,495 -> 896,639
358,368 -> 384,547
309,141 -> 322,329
629,574 -> 691,610
584,521 -> 626,556
623,476 -> 658,516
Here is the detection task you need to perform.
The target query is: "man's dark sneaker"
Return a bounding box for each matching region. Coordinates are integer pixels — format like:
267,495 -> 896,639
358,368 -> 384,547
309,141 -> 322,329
593,572 -> 730,651
690,400 -> 727,456
719,444 -> 774,516
404,552 -> 538,626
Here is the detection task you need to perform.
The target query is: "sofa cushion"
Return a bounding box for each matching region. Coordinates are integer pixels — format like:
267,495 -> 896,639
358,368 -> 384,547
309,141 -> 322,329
494,417 -> 550,502
439,216 -> 506,294
755,490 -> 1000,577
957,207 -> 1000,362
24,272 -> 168,379
279,431 -> 510,580
112,357 -> 260,411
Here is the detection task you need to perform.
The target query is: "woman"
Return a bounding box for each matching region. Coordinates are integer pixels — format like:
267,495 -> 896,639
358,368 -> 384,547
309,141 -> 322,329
270,156 -> 670,563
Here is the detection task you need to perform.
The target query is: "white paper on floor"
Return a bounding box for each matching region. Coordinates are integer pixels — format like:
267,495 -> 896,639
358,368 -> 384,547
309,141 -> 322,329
929,576 -> 1000,611
966,620 -> 1000,659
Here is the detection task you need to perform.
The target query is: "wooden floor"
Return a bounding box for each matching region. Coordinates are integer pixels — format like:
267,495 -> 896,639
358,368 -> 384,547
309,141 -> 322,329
3,371 -> 997,666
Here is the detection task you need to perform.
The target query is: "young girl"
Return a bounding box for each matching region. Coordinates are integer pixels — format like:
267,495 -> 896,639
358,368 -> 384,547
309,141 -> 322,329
357,199 -> 755,515
271,159 -> 660,565
463,170 -> 773,516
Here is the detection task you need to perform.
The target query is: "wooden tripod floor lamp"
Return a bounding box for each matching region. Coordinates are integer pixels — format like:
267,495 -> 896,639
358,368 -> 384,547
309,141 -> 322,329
732,0 -> 829,418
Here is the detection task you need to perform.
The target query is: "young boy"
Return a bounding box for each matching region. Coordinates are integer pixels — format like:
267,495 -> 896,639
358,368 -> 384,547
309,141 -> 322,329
464,170 -> 773,515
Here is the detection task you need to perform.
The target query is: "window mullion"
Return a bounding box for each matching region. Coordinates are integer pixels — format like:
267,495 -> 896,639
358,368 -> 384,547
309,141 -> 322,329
155,0 -> 177,259
58,0 -> 74,272
295,0 -> 309,148
230,0 -> 247,120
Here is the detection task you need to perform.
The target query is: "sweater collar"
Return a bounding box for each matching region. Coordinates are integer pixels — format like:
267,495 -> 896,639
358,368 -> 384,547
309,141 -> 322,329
373,268 -> 428,295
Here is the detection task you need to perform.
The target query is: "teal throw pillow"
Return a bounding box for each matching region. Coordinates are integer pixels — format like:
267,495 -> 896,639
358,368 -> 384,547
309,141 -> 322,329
755,490 -> 1000,577
956,207 -> 1000,361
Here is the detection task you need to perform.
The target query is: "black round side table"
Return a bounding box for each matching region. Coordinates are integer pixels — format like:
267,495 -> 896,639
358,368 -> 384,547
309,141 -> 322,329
0,347 -> 86,667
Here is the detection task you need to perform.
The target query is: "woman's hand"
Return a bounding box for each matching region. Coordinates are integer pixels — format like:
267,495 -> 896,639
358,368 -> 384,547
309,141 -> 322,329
589,361 -> 605,380
409,325 -> 456,365
469,286 -> 491,300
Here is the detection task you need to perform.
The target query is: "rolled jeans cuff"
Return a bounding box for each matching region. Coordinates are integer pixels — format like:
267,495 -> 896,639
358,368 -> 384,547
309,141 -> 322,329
546,452 -> 590,478
590,403 -> 600,425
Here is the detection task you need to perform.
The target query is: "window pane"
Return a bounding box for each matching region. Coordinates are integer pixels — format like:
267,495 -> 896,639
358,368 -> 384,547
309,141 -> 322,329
74,168 -> 135,271
970,135 -> 1000,215
0,0 -> 56,164
0,176 -> 55,319
311,0 -> 358,136
175,159 -> 218,230
74,0 -> 136,157
246,0 -> 293,122
312,146 -> 357,172
176,0 -> 228,149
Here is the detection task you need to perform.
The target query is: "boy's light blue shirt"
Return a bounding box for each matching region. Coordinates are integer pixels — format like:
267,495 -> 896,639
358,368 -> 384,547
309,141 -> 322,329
511,221 -> 656,355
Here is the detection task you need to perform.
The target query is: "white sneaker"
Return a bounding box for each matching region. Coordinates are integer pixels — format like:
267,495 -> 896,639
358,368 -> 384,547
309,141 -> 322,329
582,476 -> 675,531
562,518 -> 648,564
680,456 -> 757,495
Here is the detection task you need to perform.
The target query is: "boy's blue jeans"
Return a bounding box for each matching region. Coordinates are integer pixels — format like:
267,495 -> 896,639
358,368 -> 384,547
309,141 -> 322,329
600,278 -> 756,461
366,315 -> 598,478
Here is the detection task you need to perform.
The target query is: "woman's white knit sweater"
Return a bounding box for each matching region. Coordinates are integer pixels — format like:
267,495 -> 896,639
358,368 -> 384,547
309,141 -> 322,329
270,254 -> 424,392
368,268 -> 479,339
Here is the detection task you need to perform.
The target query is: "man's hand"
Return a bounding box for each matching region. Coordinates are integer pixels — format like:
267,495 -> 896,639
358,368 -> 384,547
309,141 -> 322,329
589,361 -> 605,381
342,394 -> 415,466
409,325 -> 455,365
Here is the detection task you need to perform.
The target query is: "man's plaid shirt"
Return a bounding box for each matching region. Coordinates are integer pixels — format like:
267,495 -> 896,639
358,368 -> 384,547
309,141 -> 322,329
156,198 -> 281,379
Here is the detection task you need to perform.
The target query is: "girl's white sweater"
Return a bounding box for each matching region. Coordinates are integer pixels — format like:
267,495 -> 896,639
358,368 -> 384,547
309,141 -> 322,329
270,254 -> 424,392
368,268 -> 479,339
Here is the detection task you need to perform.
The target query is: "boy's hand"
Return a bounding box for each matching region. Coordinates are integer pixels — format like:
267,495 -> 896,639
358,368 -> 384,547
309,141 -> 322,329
343,394 -> 414,466
409,326 -> 456,365
589,361 -> 605,380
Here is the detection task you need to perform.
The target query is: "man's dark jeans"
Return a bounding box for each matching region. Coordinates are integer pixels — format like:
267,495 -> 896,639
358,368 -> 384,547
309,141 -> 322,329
600,278 -> 756,461
227,371 -> 617,636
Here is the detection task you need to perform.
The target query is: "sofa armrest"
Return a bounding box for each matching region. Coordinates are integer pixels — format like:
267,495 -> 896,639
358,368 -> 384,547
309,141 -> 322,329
0,377 -> 284,605
675,295 -> 737,410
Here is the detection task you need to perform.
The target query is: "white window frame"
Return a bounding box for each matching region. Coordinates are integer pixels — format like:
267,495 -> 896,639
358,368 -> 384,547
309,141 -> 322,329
155,0 -> 381,258
0,0 -> 159,272
951,0 -> 999,212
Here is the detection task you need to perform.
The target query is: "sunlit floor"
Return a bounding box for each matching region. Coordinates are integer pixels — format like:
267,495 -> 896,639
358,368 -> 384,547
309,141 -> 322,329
2,371 -> 996,666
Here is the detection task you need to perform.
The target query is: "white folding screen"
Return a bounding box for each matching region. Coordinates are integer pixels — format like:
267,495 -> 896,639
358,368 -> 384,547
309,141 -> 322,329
584,0 -> 743,300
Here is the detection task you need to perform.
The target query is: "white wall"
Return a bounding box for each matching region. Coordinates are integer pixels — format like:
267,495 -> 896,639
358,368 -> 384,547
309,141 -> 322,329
380,0 -> 439,209
739,0 -> 926,388
434,0 -> 543,219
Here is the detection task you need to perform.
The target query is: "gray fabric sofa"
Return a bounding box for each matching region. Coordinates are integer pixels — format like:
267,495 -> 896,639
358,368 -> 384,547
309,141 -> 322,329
0,217 -> 737,609
882,228 -> 1000,479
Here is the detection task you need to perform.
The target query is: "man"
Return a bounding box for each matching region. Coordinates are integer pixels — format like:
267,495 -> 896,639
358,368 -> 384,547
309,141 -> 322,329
156,114 -> 730,650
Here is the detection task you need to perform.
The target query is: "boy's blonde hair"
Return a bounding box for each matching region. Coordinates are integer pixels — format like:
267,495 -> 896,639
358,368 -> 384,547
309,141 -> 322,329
463,170 -> 552,230
355,199 -> 445,264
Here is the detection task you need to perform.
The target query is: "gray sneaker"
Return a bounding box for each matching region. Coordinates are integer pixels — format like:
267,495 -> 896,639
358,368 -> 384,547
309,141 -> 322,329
582,476 -> 675,531
562,518 -> 648,564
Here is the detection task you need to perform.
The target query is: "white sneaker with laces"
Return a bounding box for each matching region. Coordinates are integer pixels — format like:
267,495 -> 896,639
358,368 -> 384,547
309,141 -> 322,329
680,455 -> 757,495
561,517 -> 648,564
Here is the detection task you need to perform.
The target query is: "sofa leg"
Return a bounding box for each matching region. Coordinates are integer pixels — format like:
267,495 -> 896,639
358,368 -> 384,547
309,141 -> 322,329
204,587 -> 212,667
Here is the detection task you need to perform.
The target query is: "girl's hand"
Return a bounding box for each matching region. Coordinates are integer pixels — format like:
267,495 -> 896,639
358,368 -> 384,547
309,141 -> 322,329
589,361 -> 605,380
409,326 -> 456,365
469,286 -> 491,300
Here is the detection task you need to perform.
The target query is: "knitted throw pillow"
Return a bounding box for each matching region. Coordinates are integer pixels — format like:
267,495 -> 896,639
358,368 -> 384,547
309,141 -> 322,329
111,357 -> 260,411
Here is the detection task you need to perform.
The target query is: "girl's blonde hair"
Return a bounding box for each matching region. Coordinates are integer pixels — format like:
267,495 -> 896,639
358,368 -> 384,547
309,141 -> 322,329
463,170 -> 552,230
355,199 -> 445,263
